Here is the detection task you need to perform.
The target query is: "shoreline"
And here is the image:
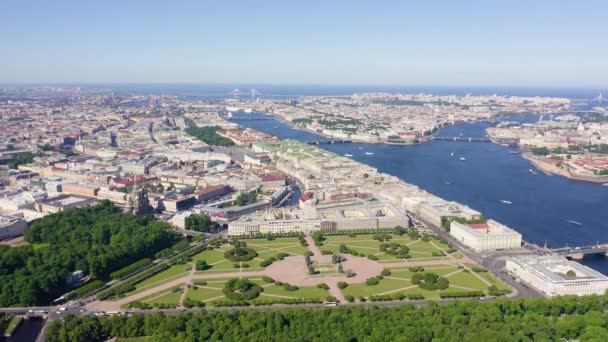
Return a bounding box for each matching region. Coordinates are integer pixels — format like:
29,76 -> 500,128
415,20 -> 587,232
522,152 -> 608,184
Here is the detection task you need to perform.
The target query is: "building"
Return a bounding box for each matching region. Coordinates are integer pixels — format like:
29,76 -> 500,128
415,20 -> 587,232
506,255 -> 608,297
196,185 -> 232,202
450,219 -> 522,252
228,200 -> 408,235
61,183 -> 100,197
36,194 -> 97,213
0,215 -> 27,240
417,200 -> 482,227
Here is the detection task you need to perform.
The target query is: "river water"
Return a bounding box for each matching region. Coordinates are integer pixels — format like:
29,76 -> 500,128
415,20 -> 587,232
229,111 -> 608,274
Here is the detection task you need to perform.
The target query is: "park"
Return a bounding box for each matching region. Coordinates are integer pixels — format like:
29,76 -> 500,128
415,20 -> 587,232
89,229 -> 512,311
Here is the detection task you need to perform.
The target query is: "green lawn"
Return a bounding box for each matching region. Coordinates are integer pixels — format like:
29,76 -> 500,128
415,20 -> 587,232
186,286 -> 225,302
342,277 -> 411,298
191,248 -> 228,264
340,264 -> 510,300
247,239 -> 311,257
320,235 -> 449,261
445,271 -> 489,291
258,283 -> 329,299
138,285 -> 184,306
144,291 -> 182,306
478,272 -> 511,291
124,264 -> 190,296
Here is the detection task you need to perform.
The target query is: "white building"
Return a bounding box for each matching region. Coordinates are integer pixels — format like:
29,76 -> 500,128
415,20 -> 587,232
450,219 -> 522,252
417,200 -> 482,227
506,255 -> 608,297
229,217 -> 321,235
0,215 -> 28,240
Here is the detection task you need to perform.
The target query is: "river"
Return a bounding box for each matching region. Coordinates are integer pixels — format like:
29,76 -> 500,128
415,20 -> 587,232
229,111 -> 608,274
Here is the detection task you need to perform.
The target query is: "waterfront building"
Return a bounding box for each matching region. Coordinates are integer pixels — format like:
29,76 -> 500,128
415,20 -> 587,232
506,255 -> 608,297
417,200 -> 482,227
450,219 -> 522,252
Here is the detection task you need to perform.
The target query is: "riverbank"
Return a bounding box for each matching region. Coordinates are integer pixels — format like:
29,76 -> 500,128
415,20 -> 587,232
265,110 -> 465,145
522,152 -> 608,183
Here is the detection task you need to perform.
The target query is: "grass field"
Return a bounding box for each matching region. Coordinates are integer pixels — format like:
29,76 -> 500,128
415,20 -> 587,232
256,282 -> 329,299
121,263 -> 191,298
446,271 -> 489,291
138,285 -> 184,307
342,277 -> 412,298
320,235 -> 450,262
192,239 -> 310,273
247,239 -> 311,258
341,264 -> 509,300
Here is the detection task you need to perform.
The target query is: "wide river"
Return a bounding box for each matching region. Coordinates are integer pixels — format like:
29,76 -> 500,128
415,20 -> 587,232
229,111 -> 608,274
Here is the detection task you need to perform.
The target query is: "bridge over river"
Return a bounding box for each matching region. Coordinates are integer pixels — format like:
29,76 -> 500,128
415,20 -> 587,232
551,245 -> 608,260
433,136 -> 492,142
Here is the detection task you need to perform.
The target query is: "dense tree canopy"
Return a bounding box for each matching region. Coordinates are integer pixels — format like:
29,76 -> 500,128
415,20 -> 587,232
46,294 -> 608,342
184,119 -> 234,146
0,201 -> 180,306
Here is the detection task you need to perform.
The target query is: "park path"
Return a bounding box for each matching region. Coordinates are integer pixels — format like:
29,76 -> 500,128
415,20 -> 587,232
304,235 -> 323,260
88,269 -> 268,312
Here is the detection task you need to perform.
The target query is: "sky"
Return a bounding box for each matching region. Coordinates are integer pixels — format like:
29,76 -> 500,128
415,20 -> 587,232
1,0 -> 607,87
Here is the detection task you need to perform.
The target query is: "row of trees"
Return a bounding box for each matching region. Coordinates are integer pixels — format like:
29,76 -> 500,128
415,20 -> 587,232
46,294 -> 608,341
0,201 -> 180,306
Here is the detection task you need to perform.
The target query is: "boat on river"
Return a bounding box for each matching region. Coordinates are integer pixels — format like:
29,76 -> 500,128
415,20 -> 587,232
529,169 -> 538,175
459,157 -> 466,161
344,154 -> 353,157
500,200 -> 512,205
365,152 -> 374,155
567,220 -> 583,226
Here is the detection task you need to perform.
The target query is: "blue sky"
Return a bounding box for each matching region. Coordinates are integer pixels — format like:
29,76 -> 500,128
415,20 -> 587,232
1,0 -> 607,86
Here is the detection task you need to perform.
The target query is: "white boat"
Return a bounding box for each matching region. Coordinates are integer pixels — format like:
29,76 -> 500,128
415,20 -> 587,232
500,200 -> 512,205
364,152 -> 374,155
529,169 -> 538,175
225,106 -> 240,111
226,112 -> 233,118
603,183 -> 608,187
459,157 -> 466,161
243,108 -> 253,113
450,152 -> 454,157
567,220 -> 583,226
344,154 -> 353,157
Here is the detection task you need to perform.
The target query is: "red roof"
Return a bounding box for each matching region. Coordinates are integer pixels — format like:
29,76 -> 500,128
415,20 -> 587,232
300,191 -> 314,202
261,174 -> 286,182
469,223 -> 489,229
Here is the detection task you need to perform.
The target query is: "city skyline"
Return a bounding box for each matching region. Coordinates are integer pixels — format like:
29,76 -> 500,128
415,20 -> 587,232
1,0 -> 607,87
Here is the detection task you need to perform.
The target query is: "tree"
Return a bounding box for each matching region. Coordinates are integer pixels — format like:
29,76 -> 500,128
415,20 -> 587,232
195,260 -> 209,271
185,214 -> 213,233
1,201 -> 180,306
247,191 -> 257,204
337,263 -> 344,274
